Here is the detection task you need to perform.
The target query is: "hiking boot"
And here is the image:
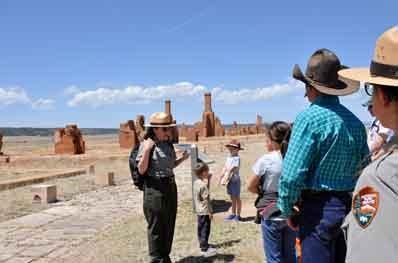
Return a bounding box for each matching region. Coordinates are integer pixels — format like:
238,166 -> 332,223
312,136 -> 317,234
201,247 -> 217,257
224,214 -> 236,221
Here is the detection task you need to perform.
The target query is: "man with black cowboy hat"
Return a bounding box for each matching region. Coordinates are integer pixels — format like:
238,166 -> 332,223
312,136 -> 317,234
277,49 -> 369,262
137,112 -> 189,263
339,26 -> 398,263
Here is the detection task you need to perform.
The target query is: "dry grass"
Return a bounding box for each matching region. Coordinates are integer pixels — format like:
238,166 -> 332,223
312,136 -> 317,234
73,138 -> 268,263
79,199 -> 264,263
1,134 -> 269,261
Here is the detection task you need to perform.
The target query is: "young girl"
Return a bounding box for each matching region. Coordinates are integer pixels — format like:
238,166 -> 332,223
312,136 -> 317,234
247,121 -> 296,263
220,139 -> 243,222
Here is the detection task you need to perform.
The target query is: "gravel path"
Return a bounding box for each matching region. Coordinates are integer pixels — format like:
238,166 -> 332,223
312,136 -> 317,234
0,161 -> 195,263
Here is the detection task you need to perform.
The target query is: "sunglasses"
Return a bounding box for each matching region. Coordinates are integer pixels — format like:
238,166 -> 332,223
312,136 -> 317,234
365,84 -> 376,96
157,127 -> 171,132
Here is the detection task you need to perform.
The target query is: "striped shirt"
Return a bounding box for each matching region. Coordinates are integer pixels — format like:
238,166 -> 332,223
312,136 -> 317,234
278,95 -> 369,216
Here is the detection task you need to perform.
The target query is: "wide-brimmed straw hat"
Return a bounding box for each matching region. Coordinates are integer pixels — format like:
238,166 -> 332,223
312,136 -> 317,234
293,48 -> 360,96
145,112 -> 176,128
225,139 -> 243,150
339,26 -> 398,87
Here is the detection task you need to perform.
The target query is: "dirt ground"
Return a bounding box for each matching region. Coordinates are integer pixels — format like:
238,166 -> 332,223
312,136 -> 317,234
66,135 -> 268,262
0,134 -> 269,262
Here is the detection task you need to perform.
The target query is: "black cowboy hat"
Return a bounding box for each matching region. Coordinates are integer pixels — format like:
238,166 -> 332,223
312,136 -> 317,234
293,48 -> 359,96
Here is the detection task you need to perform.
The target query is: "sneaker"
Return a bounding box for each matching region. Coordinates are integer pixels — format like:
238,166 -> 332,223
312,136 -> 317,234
233,215 -> 242,222
201,247 -> 217,258
224,214 -> 236,221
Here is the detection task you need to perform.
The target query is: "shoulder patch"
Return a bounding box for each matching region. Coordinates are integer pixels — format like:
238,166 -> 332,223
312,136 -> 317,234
352,186 -> 379,229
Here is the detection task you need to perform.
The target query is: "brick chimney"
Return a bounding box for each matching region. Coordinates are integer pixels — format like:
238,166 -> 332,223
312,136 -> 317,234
165,100 -> 171,115
204,93 -> 212,112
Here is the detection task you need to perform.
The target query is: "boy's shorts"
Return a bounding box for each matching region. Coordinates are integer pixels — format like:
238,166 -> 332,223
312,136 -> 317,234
227,178 -> 241,197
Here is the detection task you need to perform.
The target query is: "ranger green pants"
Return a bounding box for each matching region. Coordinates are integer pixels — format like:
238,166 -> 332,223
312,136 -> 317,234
143,177 -> 177,263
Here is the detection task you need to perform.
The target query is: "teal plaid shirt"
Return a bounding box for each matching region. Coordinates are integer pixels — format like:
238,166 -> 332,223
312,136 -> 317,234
278,95 -> 369,216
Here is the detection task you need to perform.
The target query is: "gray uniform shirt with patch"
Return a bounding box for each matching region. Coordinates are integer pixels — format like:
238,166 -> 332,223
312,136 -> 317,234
343,146 -> 398,262
136,141 -> 177,178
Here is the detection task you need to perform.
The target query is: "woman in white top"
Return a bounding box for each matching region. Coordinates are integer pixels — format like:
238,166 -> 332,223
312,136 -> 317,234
363,99 -> 395,159
247,121 -> 296,263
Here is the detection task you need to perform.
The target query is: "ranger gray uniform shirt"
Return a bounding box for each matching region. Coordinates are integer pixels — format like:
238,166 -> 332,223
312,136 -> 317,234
136,141 -> 176,178
343,146 -> 398,262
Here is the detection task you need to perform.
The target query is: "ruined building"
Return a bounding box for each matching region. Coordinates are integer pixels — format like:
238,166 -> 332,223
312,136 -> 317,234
165,100 -> 179,143
135,115 -> 146,142
199,93 -> 225,137
178,93 -> 225,141
119,120 -> 139,149
0,132 -> 3,155
54,125 -> 85,155
226,115 -> 266,136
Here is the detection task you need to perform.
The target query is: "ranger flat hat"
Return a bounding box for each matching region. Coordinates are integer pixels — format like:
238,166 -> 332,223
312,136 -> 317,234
145,112 -> 176,128
339,26 -> 398,87
293,48 -> 360,96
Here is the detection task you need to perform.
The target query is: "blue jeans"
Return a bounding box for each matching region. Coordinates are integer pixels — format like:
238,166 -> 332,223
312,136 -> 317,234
299,192 -> 351,263
261,218 -> 297,263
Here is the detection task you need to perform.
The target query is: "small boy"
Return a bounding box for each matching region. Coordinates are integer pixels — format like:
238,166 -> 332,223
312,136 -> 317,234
193,162 -> 217,257
220,139 -> 242,222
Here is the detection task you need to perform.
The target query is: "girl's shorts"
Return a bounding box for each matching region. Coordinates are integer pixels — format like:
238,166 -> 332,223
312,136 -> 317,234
227,178 -> 241,197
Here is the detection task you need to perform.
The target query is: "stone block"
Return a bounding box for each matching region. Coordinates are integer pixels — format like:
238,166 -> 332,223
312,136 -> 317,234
95,172 -> 115,186
32,184 -> 57,203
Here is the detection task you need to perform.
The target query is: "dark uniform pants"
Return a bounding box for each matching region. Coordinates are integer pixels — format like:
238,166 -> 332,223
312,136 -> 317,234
143,177 -> 177,263
299,191 -> 351,263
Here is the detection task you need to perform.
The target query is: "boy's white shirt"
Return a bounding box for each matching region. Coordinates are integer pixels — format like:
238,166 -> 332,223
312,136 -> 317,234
225,156 -> 240,177
220,155 -> 240,185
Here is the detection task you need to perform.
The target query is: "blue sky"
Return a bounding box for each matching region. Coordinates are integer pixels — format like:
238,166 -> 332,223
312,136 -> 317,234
0,0 -> 396,128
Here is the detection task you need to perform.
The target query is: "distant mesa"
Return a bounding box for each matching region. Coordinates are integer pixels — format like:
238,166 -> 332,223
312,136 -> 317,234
54,124 -> 86,155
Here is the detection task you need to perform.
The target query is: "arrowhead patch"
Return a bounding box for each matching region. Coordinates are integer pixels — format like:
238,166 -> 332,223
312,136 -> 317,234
352,186 -> 379,229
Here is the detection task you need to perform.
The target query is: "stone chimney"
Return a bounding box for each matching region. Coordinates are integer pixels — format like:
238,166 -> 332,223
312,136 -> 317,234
165,100 -> 171,115
256,115 -> 263,127
204,93 -> 212,112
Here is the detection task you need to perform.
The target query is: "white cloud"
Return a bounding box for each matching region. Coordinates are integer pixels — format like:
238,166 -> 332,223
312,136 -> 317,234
0,86 -> 55,110
67,82 -> 207,107
64,85 -> 81,95
32,98 -> 56,110
0,87 -> 30,105
67,80 -> 303,107
212,79 -> 303,104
